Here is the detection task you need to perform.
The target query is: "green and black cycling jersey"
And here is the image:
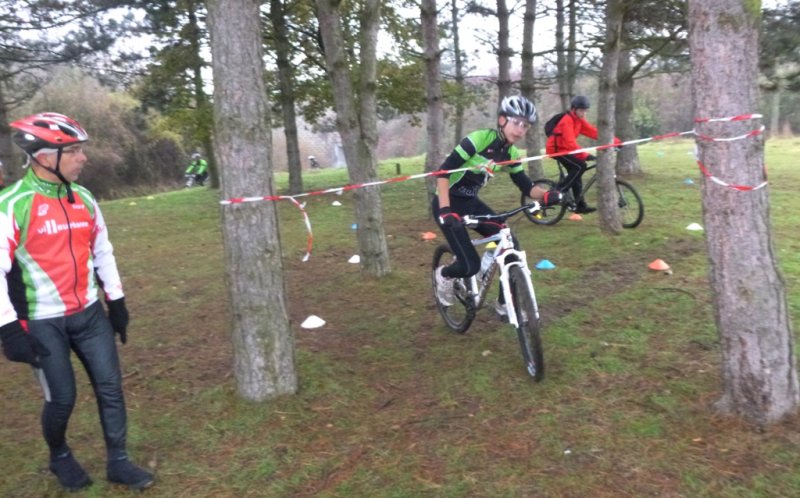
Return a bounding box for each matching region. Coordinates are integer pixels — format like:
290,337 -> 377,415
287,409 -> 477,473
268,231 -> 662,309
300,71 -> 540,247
439,128 -> 533,198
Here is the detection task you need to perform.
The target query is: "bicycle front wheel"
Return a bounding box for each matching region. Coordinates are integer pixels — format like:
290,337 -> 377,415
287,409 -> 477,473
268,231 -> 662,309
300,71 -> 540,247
521,179 -> 567,225
615,179 -> 644,228
508,266 -> 545,381
432,244 -> 476,334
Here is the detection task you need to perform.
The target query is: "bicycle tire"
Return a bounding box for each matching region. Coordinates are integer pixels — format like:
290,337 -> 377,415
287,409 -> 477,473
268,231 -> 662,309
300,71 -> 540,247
521,179 -> 567,225
432,244 -> 476,334
615,179 -> 644,229
508,265 -> 545,381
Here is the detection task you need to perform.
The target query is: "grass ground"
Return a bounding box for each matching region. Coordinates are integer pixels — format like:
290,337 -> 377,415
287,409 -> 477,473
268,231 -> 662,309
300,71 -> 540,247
1,138 -> 799,497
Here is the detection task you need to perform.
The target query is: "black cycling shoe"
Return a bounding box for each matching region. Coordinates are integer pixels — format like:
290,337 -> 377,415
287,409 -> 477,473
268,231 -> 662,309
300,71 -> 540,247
49,452 -> 92,491
107,458 -> 155,491
574,204 -> 597,214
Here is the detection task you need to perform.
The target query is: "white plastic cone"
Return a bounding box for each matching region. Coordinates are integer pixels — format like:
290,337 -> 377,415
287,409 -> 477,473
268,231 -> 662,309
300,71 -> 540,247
301,315 -> 326,329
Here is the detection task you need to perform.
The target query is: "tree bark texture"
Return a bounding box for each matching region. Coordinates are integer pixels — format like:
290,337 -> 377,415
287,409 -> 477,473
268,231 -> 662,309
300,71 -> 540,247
615,48 -> 642,175
0,86 -> 16,184
689,0 -> 798,425
555,0 -> 568,108
596,0 -> 623,234
207,0 -> 297,401
451,0 -> 466,144
495,0 -> 512,101
521,0 -> 543,179
315,0 -> 390,277
422,0 -> 445,198
270,0 -> 304,195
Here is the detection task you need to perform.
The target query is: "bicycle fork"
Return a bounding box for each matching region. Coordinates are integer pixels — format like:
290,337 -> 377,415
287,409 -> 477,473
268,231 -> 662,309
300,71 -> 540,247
496,250 -> 539,329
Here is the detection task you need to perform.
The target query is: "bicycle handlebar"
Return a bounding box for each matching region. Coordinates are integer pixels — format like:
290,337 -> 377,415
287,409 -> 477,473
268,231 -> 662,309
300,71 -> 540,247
462,201 -> 541,226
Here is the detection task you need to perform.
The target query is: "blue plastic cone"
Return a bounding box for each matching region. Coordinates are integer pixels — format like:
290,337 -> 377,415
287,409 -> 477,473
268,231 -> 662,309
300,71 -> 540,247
535,259 -> 556,270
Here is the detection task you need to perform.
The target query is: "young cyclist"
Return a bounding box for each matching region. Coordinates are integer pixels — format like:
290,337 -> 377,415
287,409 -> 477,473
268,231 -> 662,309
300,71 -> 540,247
432,95 -> 561,308
185,152 -> 209,186
545,95 -> 621,214
0,113 -> 155,491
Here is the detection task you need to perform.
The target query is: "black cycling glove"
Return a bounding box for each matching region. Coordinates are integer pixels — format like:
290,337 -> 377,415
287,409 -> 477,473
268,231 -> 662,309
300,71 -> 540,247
438,207 -> 462,229
106,298 -> 129,344
0,320 -> 50,367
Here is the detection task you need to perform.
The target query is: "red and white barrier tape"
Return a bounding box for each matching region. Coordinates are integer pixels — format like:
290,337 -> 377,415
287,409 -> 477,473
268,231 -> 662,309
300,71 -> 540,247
220,113 -> 766,259
694,113 -> 762,123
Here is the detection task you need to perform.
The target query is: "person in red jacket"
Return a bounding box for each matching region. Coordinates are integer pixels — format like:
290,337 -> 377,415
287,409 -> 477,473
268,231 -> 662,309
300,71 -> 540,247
545,96 -> 621,214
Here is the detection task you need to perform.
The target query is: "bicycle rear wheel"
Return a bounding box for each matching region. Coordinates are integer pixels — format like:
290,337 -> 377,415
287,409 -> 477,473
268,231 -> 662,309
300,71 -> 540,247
615,179 -> 644,228
508,266 -> 544,381
432,244 -> 476,334
521,179 -> 567,225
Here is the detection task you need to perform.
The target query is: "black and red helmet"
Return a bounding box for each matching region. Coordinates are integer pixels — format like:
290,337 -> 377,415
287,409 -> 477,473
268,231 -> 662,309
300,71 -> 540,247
9,112 -> 89,155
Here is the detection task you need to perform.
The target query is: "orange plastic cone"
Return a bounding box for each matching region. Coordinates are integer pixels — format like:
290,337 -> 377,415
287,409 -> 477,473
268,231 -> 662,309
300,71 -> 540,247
648,259 -> 670,271
568,213 -> 583,221
421,231 -> 437,240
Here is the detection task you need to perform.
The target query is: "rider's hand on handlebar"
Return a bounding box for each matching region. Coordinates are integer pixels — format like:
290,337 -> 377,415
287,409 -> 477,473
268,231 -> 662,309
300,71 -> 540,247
438,207 -> 463,229
585,154 -> 596,162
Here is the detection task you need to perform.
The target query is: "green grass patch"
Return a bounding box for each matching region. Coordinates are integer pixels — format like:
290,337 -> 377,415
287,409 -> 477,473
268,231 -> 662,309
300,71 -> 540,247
0,139 -> 798,497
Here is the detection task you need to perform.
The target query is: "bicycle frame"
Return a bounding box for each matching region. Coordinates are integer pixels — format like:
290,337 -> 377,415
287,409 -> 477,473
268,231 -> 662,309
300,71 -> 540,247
433,201 -> 546,381
555,162 -> 599,203
463,221 -> 538,329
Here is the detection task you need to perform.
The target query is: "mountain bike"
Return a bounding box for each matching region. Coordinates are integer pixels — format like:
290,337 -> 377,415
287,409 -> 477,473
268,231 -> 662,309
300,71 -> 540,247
521,161 -> 644,228
431,202 -> 545,381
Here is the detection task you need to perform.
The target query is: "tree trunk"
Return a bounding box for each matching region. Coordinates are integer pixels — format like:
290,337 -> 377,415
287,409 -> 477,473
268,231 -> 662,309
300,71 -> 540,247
0,88 -> 17,184
615,48 -> 641,175
188,7 -> 218,189
521,0 -> 543,179
596,0 -> 623,235
422,0 -> 445,199
270,0 -> 303,195
315,0 -> 390,277
451,0 -> 466,144
566,0 -> 577,98
495,0 -> 512,102
769,85 -> 781,138
689,0 -> 799,425
555,0 -> 568,108
207,0 -> 297,401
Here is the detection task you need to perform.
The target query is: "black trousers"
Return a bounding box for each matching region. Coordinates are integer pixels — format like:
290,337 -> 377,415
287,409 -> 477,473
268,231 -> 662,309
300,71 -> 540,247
28,301 -> 128,462
431,196 -> 504,279
556,154 -> 589,202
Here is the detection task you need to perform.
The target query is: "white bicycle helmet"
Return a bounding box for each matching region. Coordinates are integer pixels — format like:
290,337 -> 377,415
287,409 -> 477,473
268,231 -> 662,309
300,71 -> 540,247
498,95 -> 537,124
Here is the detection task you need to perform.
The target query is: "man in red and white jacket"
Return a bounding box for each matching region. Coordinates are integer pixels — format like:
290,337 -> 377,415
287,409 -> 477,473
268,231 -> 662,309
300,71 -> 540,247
0,113 -> 154,492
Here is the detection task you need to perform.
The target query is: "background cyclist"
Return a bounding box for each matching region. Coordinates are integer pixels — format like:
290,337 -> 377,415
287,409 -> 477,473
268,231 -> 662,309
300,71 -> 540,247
185,152 -> 208,186
545,95 -> 622,214
432,95 -> 560,310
